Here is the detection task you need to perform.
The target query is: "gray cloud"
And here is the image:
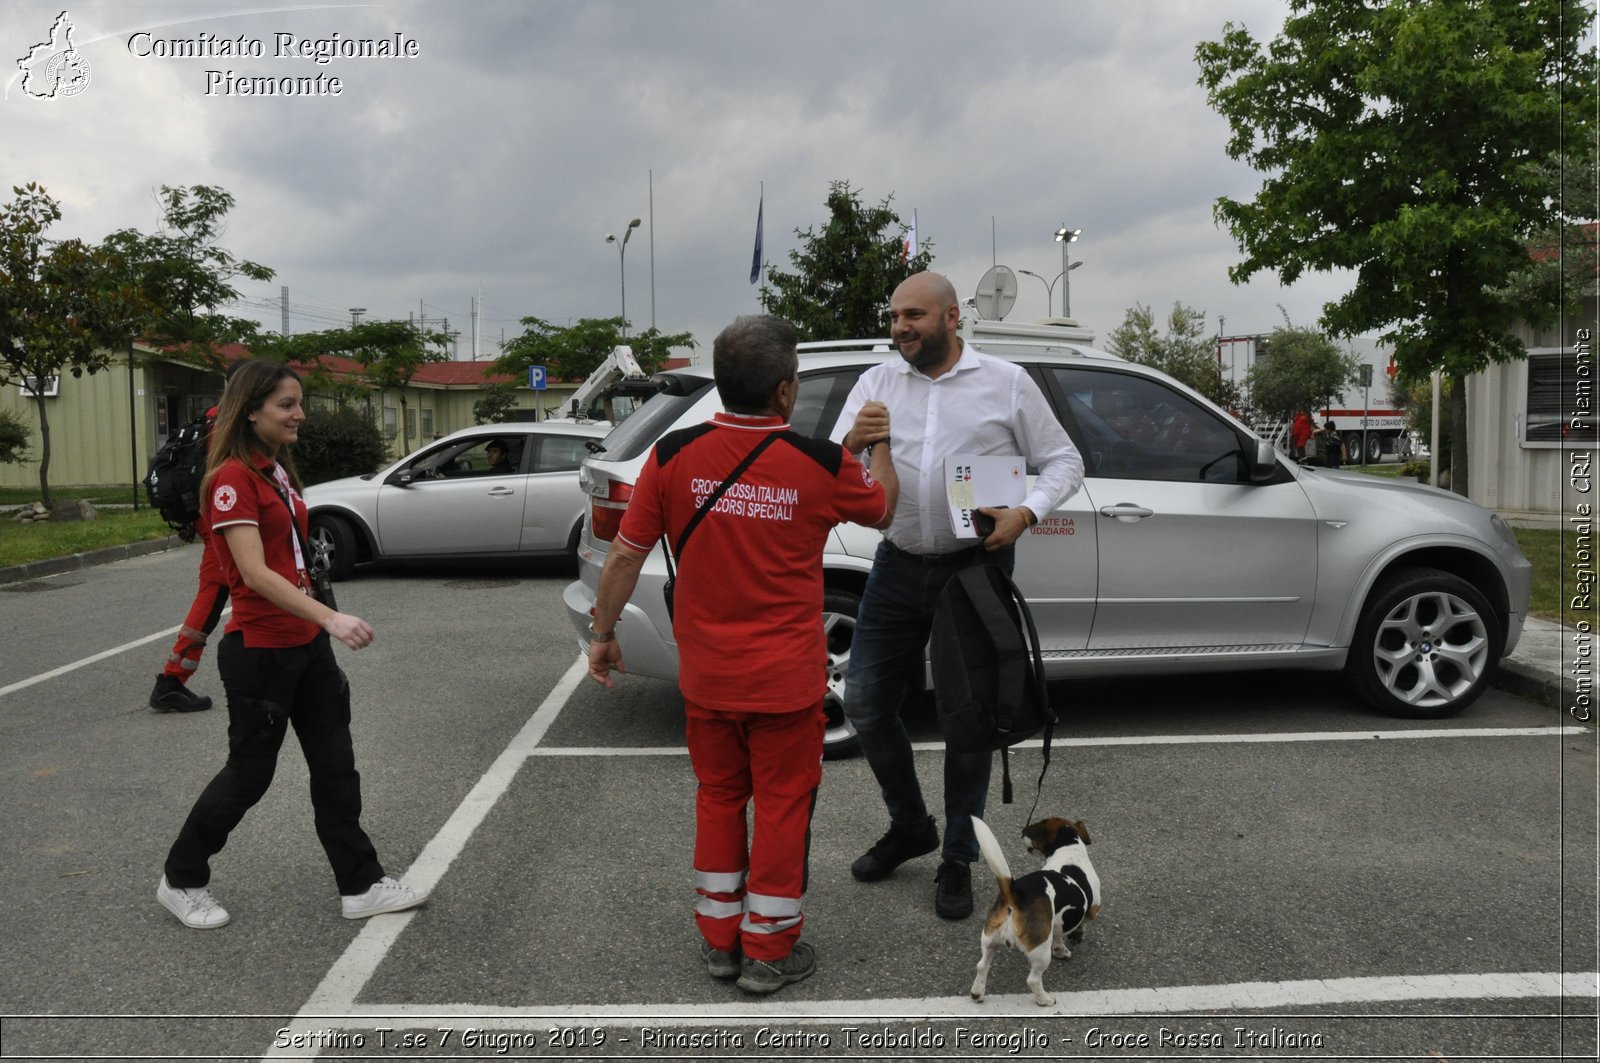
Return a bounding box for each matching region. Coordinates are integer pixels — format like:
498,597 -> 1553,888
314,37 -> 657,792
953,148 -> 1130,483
5,0 -> 1352,357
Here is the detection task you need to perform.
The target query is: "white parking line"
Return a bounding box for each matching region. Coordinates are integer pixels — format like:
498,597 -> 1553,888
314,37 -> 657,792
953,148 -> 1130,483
260,656 -> 1591,1061
273,969 -> 1600,1025
0,620 -> 230,698
526,727 -> 1586,757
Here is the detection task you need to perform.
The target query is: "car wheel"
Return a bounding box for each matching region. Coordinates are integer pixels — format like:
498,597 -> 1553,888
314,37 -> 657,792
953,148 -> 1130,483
821,588 -> 863,760
1346,567 -> 1502,719
308,513 -> 357,581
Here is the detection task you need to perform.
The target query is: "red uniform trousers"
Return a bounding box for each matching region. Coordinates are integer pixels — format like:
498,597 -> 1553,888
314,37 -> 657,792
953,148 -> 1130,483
686,698 -> 824,962
161,530 -> 230,683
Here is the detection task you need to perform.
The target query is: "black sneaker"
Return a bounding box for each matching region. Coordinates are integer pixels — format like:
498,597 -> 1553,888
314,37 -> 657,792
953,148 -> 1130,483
934,858 -> 973,920
850,816 -> 939,882
149,676 -> 213,713
735,941 -> 815,995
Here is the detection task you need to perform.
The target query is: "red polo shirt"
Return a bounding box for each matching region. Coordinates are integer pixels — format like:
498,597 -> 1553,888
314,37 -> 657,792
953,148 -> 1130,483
206,455 -> 321,648
618,413 -> 889,713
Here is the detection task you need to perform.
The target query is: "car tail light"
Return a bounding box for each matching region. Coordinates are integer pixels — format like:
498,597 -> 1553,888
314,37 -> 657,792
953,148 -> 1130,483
589,479 -> 634,542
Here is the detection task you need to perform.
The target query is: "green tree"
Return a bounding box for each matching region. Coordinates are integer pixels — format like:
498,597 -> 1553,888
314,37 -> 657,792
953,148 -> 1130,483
1196,0 -> 1597,494
262,320 -> 449,455
294,406 -> 389,486
0,408 -> 30,465
102,185 -> 275,369
493,317 -> 694,402
473,382 -> 517,425
759,181 -> 933,340
1245,320 -> 1361,421
0,183 -> 143,505
1106,301 -> 1245,411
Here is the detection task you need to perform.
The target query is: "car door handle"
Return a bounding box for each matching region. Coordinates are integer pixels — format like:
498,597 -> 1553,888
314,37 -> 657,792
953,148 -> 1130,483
488,487 -> 516,497
1099,503 -> 1154,521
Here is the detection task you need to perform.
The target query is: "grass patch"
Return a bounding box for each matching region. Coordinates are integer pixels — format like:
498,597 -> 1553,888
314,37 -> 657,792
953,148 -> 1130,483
0,507 -> 177,567
0,484 -> 141,506
1515,527 -> 1586,630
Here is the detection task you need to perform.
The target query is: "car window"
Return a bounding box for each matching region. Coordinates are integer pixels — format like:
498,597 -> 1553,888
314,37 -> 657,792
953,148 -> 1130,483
536,435 -> 593,473
405,436 -> 521,479
596,374 -> 716,461
1049,368 -> 1243,482
791,368 -> 865,439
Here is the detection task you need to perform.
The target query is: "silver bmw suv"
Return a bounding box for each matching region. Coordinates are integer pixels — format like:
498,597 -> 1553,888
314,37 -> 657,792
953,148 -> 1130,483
563,333 -> 1531,758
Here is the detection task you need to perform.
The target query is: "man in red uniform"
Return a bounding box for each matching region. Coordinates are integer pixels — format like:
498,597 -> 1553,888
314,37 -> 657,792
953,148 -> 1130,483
586,315 -> 898,995
1290,409 -> 1315,462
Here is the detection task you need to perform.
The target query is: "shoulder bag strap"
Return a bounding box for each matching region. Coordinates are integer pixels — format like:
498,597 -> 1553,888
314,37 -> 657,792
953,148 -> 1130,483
666,431 -> 780,565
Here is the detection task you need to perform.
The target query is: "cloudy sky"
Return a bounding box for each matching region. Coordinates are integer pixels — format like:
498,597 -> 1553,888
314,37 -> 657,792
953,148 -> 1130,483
3,0 -> 1364,361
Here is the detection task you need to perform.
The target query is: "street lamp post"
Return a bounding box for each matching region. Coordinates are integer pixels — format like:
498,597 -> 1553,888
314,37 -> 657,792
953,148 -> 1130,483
605,218 -> 642,337
1054,226 -> 1081,317
1018,269 -> 1062,315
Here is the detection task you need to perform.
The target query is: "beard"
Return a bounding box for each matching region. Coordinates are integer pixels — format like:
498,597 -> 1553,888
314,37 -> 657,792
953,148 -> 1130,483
899,323 -> 953,371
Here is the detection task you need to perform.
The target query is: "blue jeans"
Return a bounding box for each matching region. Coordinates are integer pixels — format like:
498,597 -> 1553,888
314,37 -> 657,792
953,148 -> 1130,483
844,540 -> 1014,863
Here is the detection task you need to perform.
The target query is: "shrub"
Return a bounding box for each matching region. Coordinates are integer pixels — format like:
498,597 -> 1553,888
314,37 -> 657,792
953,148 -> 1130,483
0,409 -> 31,466
1401,459 -> 1431,480
294,407 -> 389,485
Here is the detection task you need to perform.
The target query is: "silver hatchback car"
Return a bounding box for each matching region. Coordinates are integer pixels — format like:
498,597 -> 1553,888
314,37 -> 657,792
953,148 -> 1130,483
305,421 -> 607,579
563,337 -> 1532,758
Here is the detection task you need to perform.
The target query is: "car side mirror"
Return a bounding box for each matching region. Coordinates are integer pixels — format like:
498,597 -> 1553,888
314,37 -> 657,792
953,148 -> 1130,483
1248,438 -> 1278,483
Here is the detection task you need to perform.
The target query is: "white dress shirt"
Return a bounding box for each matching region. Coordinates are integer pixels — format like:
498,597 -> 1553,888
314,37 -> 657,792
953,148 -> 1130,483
831,341 -> 1084,555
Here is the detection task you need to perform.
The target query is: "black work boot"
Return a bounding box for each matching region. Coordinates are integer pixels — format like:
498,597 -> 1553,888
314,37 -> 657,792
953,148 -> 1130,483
850,816 -> 939,882
149,676 -> 214,713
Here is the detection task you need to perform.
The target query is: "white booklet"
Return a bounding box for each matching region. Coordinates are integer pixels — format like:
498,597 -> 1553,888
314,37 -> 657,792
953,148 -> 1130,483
945,454 -> 1026,538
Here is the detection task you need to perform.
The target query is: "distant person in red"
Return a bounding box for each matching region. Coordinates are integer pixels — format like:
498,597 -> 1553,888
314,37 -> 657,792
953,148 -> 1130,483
149,401 -> 226,714
1290,409 -> 1315,462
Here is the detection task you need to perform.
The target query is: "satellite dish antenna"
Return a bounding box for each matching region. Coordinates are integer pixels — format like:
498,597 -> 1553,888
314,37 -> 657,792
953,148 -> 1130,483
974,266 -> 1017,320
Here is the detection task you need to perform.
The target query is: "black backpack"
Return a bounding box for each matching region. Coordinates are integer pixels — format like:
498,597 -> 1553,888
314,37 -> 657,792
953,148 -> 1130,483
144,412 -> 212,537
930,563 -> 1056,803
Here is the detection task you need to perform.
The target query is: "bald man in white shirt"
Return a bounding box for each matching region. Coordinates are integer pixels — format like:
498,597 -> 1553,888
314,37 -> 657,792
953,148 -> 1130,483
831,271 -> 1084,920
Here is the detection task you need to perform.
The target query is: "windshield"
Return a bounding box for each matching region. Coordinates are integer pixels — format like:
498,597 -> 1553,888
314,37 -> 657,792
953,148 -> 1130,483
595,373 -> 715,461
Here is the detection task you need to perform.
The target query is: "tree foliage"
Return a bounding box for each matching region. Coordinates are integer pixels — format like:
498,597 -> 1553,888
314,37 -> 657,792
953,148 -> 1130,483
759,181 -> 933,340
293,406 -> 389,486
1196,0 -> 1597,492
493,316 -> 694,387
1106,301 -> 1245,411
0,183 -> 143,504
1245,321 -> 1362,421
101,184 -> 275,370
0,408 -> 30,465
473,383 -> 516,425
259,320 -> 449,455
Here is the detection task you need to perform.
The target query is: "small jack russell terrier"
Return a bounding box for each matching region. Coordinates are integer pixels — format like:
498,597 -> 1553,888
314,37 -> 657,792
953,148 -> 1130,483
969,815 -> 1101,1007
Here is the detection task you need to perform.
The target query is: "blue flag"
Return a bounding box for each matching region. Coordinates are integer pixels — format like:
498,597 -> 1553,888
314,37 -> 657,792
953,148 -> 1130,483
750,191 -> 763,284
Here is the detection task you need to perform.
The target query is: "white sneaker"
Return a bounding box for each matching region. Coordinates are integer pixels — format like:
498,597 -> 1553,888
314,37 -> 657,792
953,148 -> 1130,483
341,876 -> 429,919
156,875 -> 231,929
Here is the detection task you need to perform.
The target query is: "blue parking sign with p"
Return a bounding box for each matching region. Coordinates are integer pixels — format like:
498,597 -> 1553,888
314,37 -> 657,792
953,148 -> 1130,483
528,365 -> 547,391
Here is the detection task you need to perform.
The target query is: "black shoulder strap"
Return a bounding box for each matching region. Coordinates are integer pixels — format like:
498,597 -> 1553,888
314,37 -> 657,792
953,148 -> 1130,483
667,431 -> 780,563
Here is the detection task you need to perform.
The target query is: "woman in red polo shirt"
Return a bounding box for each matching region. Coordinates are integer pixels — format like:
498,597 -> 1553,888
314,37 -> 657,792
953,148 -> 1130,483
157,360 -> 428,930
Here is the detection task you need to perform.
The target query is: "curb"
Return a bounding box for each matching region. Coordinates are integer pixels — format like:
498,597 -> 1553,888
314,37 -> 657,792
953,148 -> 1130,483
0,537 -> 187,586
1491,659 -> 1575,714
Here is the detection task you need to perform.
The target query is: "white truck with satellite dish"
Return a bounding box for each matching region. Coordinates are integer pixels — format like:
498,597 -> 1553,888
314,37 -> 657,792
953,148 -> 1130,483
962,263 -> 1099,351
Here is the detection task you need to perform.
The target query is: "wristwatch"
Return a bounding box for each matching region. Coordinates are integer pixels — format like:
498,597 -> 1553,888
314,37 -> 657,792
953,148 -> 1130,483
588,621 -> 615,643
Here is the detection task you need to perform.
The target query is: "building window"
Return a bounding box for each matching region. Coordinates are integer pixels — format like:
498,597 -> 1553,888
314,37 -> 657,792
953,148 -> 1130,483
1525,347 -> 1596,447
404,406 -> 417,440
421,409 -> 435,439
383,405 -> 397,440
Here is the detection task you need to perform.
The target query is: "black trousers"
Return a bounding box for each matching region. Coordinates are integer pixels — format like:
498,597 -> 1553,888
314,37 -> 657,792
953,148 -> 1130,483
164,630 -> 385,896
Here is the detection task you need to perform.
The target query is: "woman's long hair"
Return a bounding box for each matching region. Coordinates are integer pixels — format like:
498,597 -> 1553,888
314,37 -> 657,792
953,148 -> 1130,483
201,360 -> 304,501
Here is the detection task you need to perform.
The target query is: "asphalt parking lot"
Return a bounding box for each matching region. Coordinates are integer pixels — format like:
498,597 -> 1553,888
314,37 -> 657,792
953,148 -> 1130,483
0,546 -> 1595,1061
